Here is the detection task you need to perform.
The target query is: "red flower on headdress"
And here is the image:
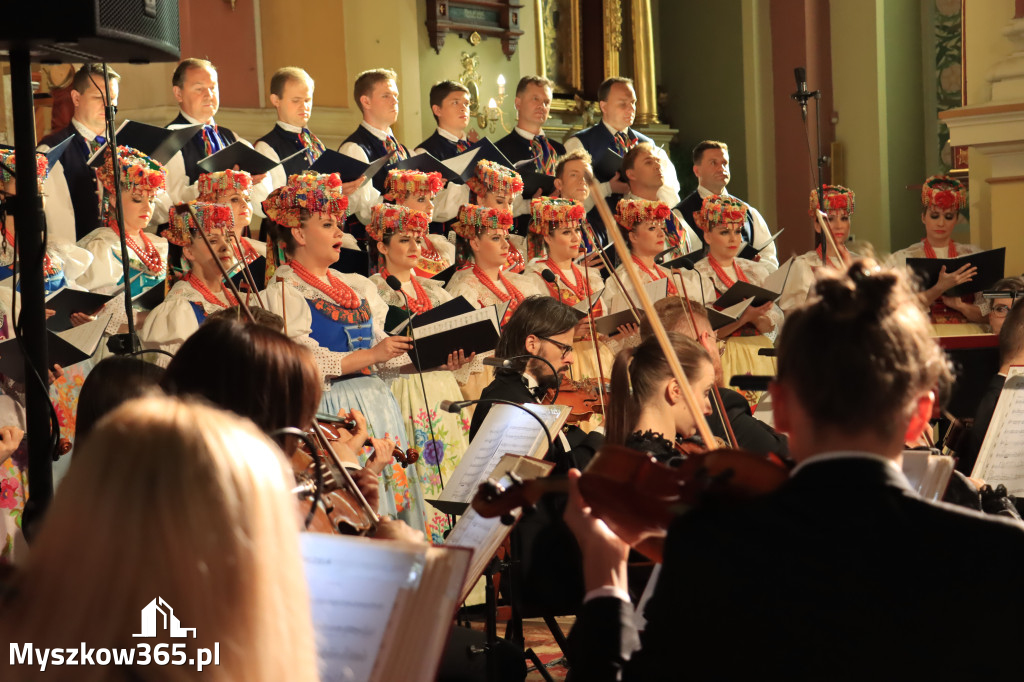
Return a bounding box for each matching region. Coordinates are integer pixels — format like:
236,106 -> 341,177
931,190 -> 958,211
651,204 -> 671,221
326,173 -> 343,189
496,210 -> 514,228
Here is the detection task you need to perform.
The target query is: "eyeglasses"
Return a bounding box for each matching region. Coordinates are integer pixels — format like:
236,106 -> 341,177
991,304 -> 1012,317
698,330 -> 727,357
538,335 -> 574,359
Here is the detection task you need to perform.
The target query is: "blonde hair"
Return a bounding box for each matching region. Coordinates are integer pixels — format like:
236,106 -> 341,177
2,397 -> 319,682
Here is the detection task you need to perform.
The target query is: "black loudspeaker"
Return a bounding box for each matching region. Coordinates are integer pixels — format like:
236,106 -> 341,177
0,0 -> 180,63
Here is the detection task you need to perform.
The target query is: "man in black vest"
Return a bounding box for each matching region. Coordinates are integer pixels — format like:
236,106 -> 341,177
337,68 -> 410,237
163,58 -> 271,226
255,67 -> 327,193
677,140 -> 778,269
414,80 -> 476,226
38,64 -> 120,243
566,77 -> 680,208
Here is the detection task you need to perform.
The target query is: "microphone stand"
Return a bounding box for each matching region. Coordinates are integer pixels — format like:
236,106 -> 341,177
790,66 -> 829,265
385,274 -> 452,532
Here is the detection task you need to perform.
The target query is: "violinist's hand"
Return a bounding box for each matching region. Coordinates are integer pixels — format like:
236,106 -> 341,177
373,516 -> 426,544
441,349 -> 475,372
334,409 -> 369,448
563,468 -> 630,593
935,263 -> 976,293
365,434 -> 396,476
349,466 -> 381,512
0,426 -> 25,466
341,176 -> 365,197
372,335 -> 413,364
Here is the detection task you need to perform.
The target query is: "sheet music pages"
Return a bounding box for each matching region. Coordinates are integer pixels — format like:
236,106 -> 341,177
971,366 -> 1024,494
373,545 -> 472,682
435,403 -> 570,505
445,454 -> 555,603
900,450 -> 955,501
414,304 -> 499,340
56,312 -> 113,354
762,256 -> 795,294
301,533 -> 424,682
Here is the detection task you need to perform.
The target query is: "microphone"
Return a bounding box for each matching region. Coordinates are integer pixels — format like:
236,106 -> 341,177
654,245 -> 677,265
541,268 -> 561,303
482,353 -> 562,403
384,273 -> 451,506
440,398 -> 555,459
792,67 -> 810,120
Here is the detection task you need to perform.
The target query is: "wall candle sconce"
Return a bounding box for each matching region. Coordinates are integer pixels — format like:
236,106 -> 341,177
460,52 -> 511,134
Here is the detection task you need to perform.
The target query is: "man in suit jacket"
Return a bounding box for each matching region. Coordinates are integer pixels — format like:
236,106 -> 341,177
566,77 -> 680,208
678,139 -> 778,269
565,261 -> 1024,681
38,64 -> 119,243
162,59 -> 271,225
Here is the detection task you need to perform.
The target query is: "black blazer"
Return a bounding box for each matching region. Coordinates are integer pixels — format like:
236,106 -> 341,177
710,386 -> 789,456
568,456 -> 1024,681
39,124 -> 101,240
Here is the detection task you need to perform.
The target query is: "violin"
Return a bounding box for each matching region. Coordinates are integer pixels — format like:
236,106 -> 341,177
472,444 -> 788,562
315,412 -> 420,468
544,375 -> 609,425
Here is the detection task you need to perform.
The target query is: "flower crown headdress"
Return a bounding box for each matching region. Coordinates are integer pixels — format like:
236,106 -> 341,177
383,169 -> 444,202
528,197 -> 586,235
165,202 -> 235,246
97,145 -> 166,197
197,169 -> 253,201
466,159 -> 524,198
0,149 -> 49,189
262,172 -> 348,228
921,175 -> 966,212
695,194 -> 747,232
452,203 -> 514,240
809,184 -> 856,216
615,198 -> 671,231
366,203 -> 430,243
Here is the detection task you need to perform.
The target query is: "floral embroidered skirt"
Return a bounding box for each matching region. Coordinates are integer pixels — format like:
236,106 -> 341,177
388,371 -> 470,544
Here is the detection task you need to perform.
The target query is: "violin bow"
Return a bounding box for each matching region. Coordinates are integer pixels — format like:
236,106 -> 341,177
589,179 -> 717,447
580,247 -> 608,416
185,203 -> 257,325
311,420 -> 380,529
674,267 -> 739,449
580,218 -> 644,327
226,228 -> 266,308
813,208 -> 849,268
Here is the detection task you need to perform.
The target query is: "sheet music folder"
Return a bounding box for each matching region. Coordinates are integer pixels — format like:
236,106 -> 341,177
906,247 -> 1006,297
402,303 -> 506,372
713,257 -> 794,309
44,287 -> 117,332
971,366 -> 1024,495
0,314 -> 111,381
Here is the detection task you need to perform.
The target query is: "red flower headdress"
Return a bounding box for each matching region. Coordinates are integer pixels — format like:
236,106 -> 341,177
809,184 -> 856,216
921,175 -> 966,212
383,169 -> 444,202
466,159 -> 524,198
452,203 -> 514,240
262,172 -> 348,228
197,169 -> 254,202
165,202 -> 235,246
366,203 -> 430,242
528,197 -> 586,235
616,198 -> 671,231
96,145 -> 166,198
0,149 -> 49,188
695,194 -> 747,232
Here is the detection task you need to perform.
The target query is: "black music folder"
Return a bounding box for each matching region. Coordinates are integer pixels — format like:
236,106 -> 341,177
87,120 -> 201,166
372,152 -> 463,190
906,247 -> 1005,297
0,314 -> 110,381
44,287 -> 117,332
431,264 -> 457,288
403,303 -> 503,371
738,228 -> 785,261
196,141 -> 287,176
442,138 -> 516,182
592,148 -> 624,183
311,149 -> 390,186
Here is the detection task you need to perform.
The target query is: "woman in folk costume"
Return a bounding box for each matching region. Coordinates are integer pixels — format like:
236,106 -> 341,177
889,175 -> 986,335
367,202 -> 472,543
778,184 -> 858,314
381,168 -> 455,273
525,196 -> 615,383
140,202 -> 242,357
196,168 -> 267,285
467,158 -> 528,273
446,203 -> 543,401
693,194 -> 783,408
607,198 -> 703,326
261,172 -> 426,530
0,149 -> 93,328
76,146 -> 168,298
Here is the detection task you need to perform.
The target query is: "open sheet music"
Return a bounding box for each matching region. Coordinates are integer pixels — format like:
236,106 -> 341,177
444,454 -> 554,602
301,533 -> 471,682
432,403 -> 570,512
971,366 -> 1024,494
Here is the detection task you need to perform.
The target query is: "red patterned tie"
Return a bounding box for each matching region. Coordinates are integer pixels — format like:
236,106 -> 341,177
614,131 -> 633,155
455,139 -> 470,153
530,135 -> 556,174
299,128 -> 326,164
383,134 -> 408,161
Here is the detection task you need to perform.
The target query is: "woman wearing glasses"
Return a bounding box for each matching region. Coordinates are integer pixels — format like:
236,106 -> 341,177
984,276 -> 1024,336
692,194 -> 783,408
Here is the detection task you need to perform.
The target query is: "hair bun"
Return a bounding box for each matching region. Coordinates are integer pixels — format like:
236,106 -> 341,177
813,260 -> 896,323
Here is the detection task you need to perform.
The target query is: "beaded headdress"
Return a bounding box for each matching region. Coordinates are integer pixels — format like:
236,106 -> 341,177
921,175 -> 966,212
0,149 -> 49,188
165,202 -> 235,247
615,198 -> 671,231
366,203 -> 430,243
466,159 -> 524,198
383,169 -> 444,202
197,169 -> 253,201
262,172 -> 348,228
809,184 -> 856,216
528,197 -> 586,235
695,194 -> 747,232
97,145 -> 166,198
452,203 -> 514,240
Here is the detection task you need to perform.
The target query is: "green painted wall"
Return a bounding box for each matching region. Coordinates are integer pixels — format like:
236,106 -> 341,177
657,0 -> 750,200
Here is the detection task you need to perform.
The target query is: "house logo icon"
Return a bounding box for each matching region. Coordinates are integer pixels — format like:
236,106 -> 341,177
133,597 -> 197,639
